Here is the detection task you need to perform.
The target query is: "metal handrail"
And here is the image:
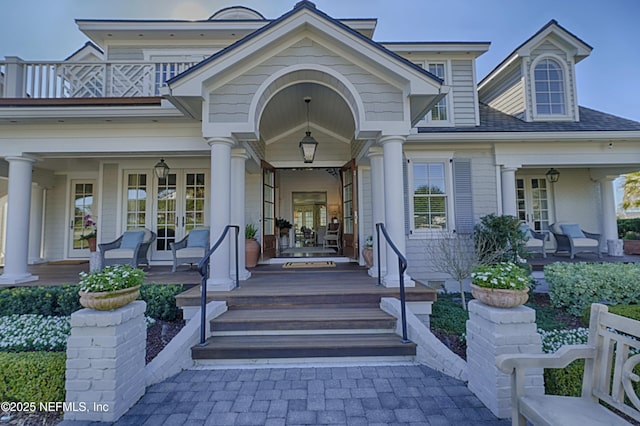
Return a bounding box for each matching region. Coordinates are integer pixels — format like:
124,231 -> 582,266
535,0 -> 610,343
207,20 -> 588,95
196,225 -> 239,346
375,222 -> 410,343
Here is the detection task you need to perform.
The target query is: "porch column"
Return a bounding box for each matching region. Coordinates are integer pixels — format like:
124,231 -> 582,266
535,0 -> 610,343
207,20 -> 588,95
231,148 -> 251,281
379,135 -> 413,288
367,147 -> 386,277
500,167 -> 518,217
599,177 -> 618,250
207,137 -> 235,291
0,156 -> 38,284
28,184 -> 45,264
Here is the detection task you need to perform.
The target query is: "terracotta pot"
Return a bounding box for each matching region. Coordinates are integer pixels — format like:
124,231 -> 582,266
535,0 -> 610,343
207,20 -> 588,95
623,240 -> 640,255
87,237 -> 97,252
470,283 -> 529,308
245,238 -> 261,268
362,247 -> 374,268
78,285 -> 140,311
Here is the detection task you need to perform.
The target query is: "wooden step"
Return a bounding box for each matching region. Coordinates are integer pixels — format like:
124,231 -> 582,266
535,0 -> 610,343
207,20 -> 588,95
211,307 -> 397,333
191,333 -> 416,360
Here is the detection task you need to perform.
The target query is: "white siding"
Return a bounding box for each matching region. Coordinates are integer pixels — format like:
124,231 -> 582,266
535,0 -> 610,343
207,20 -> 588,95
101,164 -> 119,242
43,175 -> 67,260
451,60 -> 478,126
106,47 -> 144,61
481,65 -> 525,118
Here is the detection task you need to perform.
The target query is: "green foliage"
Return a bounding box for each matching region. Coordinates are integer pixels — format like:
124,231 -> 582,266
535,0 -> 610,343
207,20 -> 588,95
473,214 -> 527,263
140,284 -> 184,321
0,285 -> 81,317
623,230 -> 640,240
245,223 -> 259,239
527,302 -> 569,331
0,352 -> 66,403
544,360 -> 585,397
79,265 -> 145,292
0,315 -> 70,352
581,303 -> 640,325
618,218 -> 640,238
275,218 -> 292,229
471,262 -> 532,290
545,262 -> 640,316
431,294 -> 469,336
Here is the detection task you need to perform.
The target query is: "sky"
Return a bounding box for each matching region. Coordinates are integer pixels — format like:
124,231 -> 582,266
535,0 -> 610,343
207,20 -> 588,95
0,0 -> 639,122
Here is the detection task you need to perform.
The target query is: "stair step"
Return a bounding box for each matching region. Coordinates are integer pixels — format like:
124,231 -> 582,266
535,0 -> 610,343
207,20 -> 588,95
191,333 -> 416,360
211,307 -> 397,332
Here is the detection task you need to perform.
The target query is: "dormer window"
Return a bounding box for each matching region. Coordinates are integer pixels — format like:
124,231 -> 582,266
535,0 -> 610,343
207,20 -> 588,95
534,58 -> 566,116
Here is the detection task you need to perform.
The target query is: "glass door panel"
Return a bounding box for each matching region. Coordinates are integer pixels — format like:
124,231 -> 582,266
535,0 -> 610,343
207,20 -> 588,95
184,172 -> 206,232
516,177 -> 552,232
126,173 -> 148,229
156,173 -> 177,253
69,180 -> 95,257
262,163 -> 276,260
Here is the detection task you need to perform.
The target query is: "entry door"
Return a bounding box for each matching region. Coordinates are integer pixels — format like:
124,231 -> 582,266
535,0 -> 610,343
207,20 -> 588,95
69,180 -> 96,257
153,170 -> 207,261
262,161 -> 277,260
341,160 -> 358,259
516,177 -> 552,233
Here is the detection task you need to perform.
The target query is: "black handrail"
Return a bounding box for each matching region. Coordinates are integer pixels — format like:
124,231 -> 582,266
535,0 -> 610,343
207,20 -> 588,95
375,223 -> 410,343
196,225 -> 239,346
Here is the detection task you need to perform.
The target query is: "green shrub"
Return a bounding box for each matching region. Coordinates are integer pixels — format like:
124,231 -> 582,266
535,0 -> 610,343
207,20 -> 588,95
140,284 -> 184,321
581,303 -> 640,325
544,262 -> 640,316
544,359 -> 585,396
431,294 -> 469,336
473,214 -> 528,263
618,218 -> 640,238
0,352 -> 66,403
0,315 -> 70,352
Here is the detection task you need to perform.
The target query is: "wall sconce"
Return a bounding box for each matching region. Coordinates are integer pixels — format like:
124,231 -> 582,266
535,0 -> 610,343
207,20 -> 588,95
545,168 -> 560,183
154,158 -> 170,179
299,97 -> 318,163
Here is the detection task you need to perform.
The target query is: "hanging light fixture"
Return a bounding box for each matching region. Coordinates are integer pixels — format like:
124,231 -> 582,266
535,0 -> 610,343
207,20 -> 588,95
154,158 -> 170,179
545,168 -> 560,183
299,97 -> 318,163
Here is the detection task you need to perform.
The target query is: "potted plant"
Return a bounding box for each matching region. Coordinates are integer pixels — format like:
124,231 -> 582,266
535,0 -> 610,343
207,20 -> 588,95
245,223 -> 260,268
79,214 -> 98,252
276,218 -> 292,235
362,235 -> 374,268
78,264 -> 144,311
470,262 -> 532,308
623,231 -> 640,254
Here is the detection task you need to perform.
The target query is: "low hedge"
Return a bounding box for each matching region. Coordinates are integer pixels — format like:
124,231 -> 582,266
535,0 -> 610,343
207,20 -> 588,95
544,262 -> 640,316
0,352 -> 66,403
581,303 -> 640,325
0,283 -> 184,321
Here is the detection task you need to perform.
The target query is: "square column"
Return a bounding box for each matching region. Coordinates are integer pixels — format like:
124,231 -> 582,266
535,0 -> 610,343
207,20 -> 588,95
0,156 -> 38,284
231,148 -> 251,281
207,137 -> 236,290
367,147 -> 386,277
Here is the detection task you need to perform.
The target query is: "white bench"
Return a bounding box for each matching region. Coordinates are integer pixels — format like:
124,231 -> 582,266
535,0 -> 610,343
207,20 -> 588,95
497,303 -> 640,426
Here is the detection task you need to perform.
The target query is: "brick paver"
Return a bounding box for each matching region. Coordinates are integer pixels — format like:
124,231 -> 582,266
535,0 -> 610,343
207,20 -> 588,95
58,364 -> 510,425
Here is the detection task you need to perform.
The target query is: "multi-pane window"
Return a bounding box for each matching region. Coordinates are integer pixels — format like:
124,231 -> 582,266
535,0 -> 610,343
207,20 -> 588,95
126,173 -> 147,229
534,58 -> 566,115
428,63 -> 448,121
412,162 -> 448,231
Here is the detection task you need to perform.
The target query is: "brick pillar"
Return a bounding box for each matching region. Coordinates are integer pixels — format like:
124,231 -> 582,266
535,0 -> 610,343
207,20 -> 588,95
466,300 -> 544,419
65,301 -> 146,422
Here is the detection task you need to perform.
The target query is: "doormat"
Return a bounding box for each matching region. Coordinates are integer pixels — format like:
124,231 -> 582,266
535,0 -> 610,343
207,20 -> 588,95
282,261 -> 336,269
48,260 -> 89,265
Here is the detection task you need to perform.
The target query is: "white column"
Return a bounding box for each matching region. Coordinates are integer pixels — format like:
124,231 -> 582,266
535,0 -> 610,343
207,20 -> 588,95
500,167 -> 518,217
600,177 -> 618,252
231,148 -> 251,281
379,135 -> 413,288
0,156 -> 38,284
28,184 -> 45,264
367,147 -> 386,278
207,137 -> 235,290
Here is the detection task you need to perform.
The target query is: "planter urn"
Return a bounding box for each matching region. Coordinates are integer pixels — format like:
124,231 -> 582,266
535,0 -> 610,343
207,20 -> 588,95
245,238 -> 260,268
78,285 -> 140,311
470,283 -> 529,309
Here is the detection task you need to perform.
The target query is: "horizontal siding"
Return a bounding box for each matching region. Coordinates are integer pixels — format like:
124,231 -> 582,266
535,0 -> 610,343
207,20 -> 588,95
451,60 -> 477,126
106,47 -> 144,61
482,65 -> 525,117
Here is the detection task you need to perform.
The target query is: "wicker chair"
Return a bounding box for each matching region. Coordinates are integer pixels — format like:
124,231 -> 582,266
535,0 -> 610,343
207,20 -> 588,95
99,228 -> 156,269
170,228 -> 210,272
550,222 -> 601,259
520,224 -> 547,258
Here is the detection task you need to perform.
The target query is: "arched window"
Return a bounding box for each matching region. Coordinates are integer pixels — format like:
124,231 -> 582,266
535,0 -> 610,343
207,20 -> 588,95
534,58 -> 566,115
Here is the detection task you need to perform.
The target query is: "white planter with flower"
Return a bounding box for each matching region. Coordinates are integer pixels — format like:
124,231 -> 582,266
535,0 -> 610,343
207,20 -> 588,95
470,262 -> 532,308
78,265 -> 144,311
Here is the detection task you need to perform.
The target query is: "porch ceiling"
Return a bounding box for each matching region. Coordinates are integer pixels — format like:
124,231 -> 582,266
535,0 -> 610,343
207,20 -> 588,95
260,83 -> 354,144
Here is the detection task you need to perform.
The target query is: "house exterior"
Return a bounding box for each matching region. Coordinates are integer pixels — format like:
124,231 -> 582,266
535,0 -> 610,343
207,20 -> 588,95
1,2 -> 639,288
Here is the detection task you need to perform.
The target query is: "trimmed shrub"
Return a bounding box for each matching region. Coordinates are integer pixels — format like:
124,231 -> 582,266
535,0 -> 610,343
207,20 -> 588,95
0,352 -> 66,403
544,262 -> 640,316
618,218 -> 640,238
140,284 -> 184,321
581,303 -> 640,325
431,294 -> 469,336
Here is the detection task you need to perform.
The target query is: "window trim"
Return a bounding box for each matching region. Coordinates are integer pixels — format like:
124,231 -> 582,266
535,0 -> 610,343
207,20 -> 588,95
406,152 -> 455,239
413,60 -> 454,127
530,54 -> 571,121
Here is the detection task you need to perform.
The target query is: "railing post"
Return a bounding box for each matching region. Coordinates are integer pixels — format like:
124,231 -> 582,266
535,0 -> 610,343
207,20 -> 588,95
376,224 -> 381,286
3,56 -> 26,98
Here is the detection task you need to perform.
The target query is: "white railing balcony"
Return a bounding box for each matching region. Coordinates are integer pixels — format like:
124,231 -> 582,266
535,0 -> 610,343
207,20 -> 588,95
0,58 -> 198,100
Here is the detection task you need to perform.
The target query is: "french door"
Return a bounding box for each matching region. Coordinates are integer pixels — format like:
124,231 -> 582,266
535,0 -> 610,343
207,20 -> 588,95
262,161 -> 277,260
68,180 -> 96,257
516,177 -> 553,233
341,160 -> 358,259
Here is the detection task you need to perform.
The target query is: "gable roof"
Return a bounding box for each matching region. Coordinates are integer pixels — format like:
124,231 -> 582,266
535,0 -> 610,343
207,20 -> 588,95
167,1 -> 442,87
418,104 -> 640,134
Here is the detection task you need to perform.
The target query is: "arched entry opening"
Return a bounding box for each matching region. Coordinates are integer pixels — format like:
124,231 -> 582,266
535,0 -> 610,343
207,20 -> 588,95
258,80 -> 358,261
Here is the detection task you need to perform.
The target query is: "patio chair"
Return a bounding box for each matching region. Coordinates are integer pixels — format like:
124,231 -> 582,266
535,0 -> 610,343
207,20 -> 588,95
550,222 -> 602,259
519,224 -> 547,258
323,221 -> 341,251
99,228 -> 156,269
170,227 -> 210,272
